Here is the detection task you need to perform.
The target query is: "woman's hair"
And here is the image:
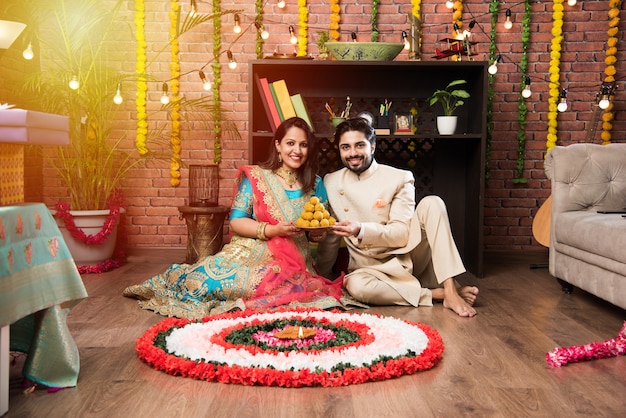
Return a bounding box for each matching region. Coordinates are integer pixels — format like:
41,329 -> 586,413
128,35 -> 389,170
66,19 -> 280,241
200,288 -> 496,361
260,117 -> 319,193
334,117 -> 376,146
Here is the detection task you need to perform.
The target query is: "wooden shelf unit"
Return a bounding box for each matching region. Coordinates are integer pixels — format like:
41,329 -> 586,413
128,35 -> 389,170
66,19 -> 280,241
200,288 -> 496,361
248,60 -> 487,277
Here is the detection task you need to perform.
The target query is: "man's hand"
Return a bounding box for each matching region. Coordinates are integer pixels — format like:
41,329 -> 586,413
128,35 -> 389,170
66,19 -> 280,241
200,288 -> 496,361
330,221 -> 361,237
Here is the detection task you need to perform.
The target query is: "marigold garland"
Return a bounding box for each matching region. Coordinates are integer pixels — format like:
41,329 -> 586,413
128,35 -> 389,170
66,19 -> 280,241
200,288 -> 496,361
546,0 -> 564,153
514,0 -> 532,184
329,0 -> 341,41
134,0 -> 149,156
371,0 -> 380,42
169,0 -> 182,187
451,1 -> 463,61
410,0 -> 422,56
601,0 -> 621,145
297,0 -> 308,56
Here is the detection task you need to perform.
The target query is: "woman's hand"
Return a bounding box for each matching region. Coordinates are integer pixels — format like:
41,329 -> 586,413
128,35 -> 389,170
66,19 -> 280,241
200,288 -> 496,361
266,222 -> 302,238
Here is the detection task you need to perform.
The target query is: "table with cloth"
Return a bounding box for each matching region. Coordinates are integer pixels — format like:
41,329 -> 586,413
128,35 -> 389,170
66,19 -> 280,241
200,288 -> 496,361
0,203 -> 87,415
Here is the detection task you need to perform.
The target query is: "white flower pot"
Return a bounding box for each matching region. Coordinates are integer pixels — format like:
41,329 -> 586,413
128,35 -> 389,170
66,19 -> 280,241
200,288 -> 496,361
436,115 -> 458,136
53,209 -> 122,266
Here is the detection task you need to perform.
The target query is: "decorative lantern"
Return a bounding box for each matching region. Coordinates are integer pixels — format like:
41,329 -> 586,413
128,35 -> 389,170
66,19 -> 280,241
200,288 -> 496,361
189,164 -> 219,207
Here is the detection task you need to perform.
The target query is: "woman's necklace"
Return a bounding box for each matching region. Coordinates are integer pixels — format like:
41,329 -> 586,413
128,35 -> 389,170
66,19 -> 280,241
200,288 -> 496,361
275,167 -> 298,188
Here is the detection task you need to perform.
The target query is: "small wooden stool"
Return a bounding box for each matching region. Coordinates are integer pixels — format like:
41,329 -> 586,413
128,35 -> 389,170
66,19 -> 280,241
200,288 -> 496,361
178,205 -> 229,264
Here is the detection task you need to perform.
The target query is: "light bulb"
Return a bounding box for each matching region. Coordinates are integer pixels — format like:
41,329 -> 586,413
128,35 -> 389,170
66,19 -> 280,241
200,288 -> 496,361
504,18 -> 513,30
522,87 -> 532,99
488,63 -> 498,75
113,83 -> 123,104
557,99 -> 568,112
22,42 -> 34,60
402,31 -> 410,50
446,1 -> 454,9
199,70 -> 211,90
277,0 -> 286,8
261,29 -> 270,40
160,83 -> 170,105
289,26 -> 298,45
599,97 -> 610,110
227,50 -> 237,70
69,76 -> 79,90
233,14 -> 241,34
567,0 -> 577,6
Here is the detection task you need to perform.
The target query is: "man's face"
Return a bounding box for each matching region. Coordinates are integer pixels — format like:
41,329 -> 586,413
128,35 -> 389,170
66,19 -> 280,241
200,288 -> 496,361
338,130 -> 375,174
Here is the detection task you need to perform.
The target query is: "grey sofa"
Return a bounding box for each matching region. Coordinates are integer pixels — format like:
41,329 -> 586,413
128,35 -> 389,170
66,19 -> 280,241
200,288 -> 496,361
545,143 -> 626,310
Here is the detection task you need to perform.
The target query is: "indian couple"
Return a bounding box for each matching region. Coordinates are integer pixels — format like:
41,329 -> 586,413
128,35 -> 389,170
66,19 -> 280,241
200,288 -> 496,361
124,117 -> 478,318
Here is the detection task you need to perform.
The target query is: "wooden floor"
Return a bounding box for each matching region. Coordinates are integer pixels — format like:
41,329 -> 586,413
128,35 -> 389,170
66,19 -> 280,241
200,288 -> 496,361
5,249 -> 626,418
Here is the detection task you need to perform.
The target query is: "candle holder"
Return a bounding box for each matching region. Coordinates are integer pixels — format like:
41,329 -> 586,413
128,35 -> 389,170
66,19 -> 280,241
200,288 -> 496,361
189,164 -> 219,207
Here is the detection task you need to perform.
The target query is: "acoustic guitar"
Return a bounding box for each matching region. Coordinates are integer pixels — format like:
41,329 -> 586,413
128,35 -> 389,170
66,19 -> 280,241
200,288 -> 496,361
531,82 -> 615,247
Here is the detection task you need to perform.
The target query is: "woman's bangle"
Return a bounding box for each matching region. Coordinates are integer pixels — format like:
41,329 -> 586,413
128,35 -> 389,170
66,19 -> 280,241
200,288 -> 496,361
256,221 -> 268,240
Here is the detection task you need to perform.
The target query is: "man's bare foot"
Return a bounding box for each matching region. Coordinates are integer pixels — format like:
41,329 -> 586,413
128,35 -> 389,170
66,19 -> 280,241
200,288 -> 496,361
443,293 -> 477,317
458,286 -> 479,306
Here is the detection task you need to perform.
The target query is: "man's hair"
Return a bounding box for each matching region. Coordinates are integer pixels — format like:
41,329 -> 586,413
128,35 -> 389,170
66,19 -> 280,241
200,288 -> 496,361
334,117 -> 376,145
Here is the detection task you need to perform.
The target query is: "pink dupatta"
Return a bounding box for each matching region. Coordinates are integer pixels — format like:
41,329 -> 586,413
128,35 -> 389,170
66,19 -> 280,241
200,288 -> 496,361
235,166 -> 343,310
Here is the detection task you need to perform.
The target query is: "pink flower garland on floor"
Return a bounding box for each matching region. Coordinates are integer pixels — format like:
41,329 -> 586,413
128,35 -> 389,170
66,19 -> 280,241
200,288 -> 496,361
546,321 -> 626,367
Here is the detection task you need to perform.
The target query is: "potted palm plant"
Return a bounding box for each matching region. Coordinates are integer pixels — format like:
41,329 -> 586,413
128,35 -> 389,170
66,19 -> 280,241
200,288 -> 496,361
427,79 -> 470,135
11,0 -> 239,270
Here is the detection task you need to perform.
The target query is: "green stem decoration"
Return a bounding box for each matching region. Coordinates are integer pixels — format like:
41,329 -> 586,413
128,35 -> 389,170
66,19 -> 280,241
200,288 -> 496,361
256,0 -> 264,59
371,0 -> 379,42
513,0 -> 532,184
486,0 -> 498,186
212,0 -> 222,163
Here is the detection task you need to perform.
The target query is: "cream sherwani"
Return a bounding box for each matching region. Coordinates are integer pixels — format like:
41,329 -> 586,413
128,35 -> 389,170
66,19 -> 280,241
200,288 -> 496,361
316,160 -> 466,307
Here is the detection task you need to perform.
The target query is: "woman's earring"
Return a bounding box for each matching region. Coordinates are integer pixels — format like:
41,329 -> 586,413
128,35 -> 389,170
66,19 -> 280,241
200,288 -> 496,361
278,153 -> 282,162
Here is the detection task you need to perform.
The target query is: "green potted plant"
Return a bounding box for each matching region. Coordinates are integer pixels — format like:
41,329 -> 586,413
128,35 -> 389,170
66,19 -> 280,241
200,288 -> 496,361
428,79 -> 470,135
9,0 -> 238,270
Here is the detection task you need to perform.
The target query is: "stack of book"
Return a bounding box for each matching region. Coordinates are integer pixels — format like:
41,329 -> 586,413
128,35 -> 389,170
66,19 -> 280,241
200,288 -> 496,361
255,76 -> 314,132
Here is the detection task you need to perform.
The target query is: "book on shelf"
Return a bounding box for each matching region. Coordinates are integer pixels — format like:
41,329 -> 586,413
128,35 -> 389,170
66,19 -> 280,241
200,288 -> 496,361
255,75 -> 281,131
271,79 -> 297,120
290,93 -> 314,131
374,128 -> 391,135
268,83 -> 284,121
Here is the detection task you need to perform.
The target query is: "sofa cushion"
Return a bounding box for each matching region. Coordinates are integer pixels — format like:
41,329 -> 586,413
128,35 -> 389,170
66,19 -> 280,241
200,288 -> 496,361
554,211 -> 626,267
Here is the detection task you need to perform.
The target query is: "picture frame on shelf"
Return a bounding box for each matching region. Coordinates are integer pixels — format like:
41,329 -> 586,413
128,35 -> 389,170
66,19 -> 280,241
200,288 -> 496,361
394,113 -> 413,135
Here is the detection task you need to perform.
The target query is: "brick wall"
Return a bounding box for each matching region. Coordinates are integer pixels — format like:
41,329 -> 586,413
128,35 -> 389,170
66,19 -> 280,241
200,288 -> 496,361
3,0 -> 623,251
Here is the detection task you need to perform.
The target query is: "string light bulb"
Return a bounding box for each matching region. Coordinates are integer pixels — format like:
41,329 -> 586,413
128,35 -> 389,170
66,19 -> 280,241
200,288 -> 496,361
160,82 -> 170,105
277,0 -> 286,8
598,85 -> 612,110
289,25 -> 298,45
567,0 -> 577,6
233,14 -> 241,34
113,83 -> 123,104
557,89 -> 568,112
255,22 -> 269,40
446,1 -> 454,9
488,55 -> 502,75
504,9 -> 513,30
351,32 -> 358,42
402,31 -> 410,50
199,70 -> 211,90
22,42 -> 34,60
69,75 -> 79,90
227,50 -> 237,70
521,77 -> 532,98
453,23 -> 463,40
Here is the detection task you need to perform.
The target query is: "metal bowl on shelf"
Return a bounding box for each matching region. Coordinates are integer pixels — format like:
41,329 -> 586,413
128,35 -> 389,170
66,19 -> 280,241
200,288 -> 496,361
324,42 -> 404,61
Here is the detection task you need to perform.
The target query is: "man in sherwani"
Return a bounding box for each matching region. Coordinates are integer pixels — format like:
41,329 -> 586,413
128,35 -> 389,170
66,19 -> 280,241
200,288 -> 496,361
316,117 -> 478,317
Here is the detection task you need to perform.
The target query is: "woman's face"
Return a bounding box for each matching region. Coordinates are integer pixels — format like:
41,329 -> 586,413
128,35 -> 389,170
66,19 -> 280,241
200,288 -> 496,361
275,126 -> 309,171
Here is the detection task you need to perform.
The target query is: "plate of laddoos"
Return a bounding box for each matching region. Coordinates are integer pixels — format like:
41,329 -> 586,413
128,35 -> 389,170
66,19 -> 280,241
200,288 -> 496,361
296,196 -> 336,230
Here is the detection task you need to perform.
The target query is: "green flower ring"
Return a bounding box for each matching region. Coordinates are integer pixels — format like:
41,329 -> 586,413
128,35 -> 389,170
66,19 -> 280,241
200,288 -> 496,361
136,308 -> 444,387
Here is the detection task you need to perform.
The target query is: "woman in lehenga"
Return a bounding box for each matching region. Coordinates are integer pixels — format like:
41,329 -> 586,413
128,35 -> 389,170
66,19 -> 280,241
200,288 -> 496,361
124,117 -> 363,318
